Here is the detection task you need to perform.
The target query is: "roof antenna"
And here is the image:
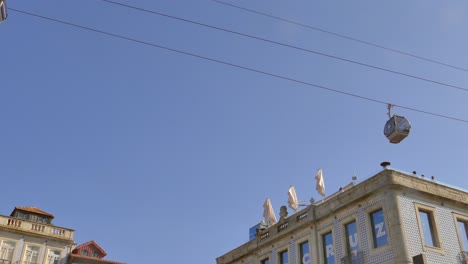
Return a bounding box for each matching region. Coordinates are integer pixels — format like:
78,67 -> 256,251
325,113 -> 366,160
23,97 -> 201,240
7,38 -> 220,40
352,170 -> 358,184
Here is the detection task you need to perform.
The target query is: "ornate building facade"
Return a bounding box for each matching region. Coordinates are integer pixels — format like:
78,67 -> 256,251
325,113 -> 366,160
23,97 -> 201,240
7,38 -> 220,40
217,168 -> 468,264
0,207 -> 124,264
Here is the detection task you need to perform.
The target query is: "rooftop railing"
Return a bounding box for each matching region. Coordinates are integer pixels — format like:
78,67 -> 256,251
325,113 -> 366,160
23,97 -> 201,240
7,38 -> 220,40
0,215 -> 74,241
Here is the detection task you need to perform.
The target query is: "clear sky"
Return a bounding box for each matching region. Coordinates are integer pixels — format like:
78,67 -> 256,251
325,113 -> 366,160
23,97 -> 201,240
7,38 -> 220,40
1,1 -> 468,263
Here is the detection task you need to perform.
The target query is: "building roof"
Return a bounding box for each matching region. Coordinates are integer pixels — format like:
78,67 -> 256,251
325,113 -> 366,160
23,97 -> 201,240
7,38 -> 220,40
68,254 -> 126,264
73,240 -> 107,257
70,241 -> 125,264
10,206 -> 55,218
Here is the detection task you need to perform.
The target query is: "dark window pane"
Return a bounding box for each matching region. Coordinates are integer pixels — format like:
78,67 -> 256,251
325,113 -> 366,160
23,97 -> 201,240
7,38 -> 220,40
322,232 -> 334,264
279,250 -> 288,264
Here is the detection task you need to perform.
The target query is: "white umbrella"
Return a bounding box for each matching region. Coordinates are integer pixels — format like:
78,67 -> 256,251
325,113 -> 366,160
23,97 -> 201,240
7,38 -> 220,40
263,198 -> 277,227
0,0 -> 7,23
316,168 -> 326,198
288,186 -> 299,212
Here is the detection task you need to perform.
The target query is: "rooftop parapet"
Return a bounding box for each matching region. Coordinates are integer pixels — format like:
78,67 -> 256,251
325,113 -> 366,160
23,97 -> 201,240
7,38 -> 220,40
0,214 -> 74,241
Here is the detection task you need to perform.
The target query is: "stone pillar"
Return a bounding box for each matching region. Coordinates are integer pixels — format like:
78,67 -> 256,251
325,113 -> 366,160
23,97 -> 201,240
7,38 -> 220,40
14,238 -> 25,263
386,190 -> 412,264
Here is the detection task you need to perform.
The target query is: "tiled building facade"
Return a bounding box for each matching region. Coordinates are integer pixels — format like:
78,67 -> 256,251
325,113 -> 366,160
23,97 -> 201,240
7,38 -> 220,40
217,168 -> 468,264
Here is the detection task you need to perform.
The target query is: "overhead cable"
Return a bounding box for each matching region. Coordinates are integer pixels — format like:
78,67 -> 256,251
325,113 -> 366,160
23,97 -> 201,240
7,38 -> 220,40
97,0 -> 468,94
9,8 -> 468,124
212,0 -> 468,73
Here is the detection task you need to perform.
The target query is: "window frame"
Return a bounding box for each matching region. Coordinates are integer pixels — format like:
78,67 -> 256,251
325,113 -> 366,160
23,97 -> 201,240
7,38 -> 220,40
453,213 -> 468,254
21,242 -> 42,264
0,239 -> 17,262
296,239 -> 310,264
365,204 -> 391,255
319,229 -> 334,264
257,250 -> 271,264
342,216 -> 361,257
414,203 -> 443,253
369,209 -> 388,248
43,247 -> 62,264
277,248 -> 290,264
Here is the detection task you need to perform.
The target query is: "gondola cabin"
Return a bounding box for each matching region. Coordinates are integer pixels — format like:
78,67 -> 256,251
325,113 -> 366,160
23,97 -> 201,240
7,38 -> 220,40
0,0 -> 7,23
384,115 -> 411,143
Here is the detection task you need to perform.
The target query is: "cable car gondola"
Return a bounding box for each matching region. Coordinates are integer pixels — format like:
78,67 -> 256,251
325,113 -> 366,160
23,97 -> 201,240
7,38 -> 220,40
384,104 -> 411,144
0,0 -> 7,23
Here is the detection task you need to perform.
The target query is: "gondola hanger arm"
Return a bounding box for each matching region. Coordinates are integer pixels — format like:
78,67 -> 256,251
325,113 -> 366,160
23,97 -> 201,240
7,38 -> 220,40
387,104 -> 394,119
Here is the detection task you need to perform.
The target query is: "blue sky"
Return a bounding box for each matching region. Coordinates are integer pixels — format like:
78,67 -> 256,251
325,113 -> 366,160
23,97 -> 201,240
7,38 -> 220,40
1,1 -> 468,263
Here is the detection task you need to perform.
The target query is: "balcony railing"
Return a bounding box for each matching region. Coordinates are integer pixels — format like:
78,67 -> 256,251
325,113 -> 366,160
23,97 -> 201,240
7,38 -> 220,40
277,222 -> 289,232
259,231 -> 269,241
0,215 -> 74,241
296,212 -> 308,222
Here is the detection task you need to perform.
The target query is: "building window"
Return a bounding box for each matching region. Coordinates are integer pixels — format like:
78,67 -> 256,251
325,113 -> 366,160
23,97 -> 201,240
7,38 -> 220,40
415,204 -> 440,250
0,240 -> 16,262
457,219 -> 468,251
92,251 -> 99,258
46,249 -> 61,264
81,250 -> 88,256
419,211 -> 438,247
260,258 -> 269,264
370,209 -> 388,248
298,241 -> 310,264
18,212 -> 29,221
345,221 -> 360,256
23,245 -> 39,264
16,212 -> 24,219
279,250 -> 288,264
30,215 -> 37,223
322,232 -> 334,264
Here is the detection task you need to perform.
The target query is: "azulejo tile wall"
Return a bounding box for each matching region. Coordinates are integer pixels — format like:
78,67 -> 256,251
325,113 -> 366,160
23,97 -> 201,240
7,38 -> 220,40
399,194 -> 465,263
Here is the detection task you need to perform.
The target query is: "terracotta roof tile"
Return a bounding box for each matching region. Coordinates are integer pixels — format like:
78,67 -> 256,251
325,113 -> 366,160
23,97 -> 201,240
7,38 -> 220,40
11,206 -> 55,218
69,254 -> 126,264
74,240 -> 107,256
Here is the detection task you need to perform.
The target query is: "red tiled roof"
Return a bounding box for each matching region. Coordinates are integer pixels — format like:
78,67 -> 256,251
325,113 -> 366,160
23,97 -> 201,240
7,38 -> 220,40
69,254 -> 126,264
74,240 -> 107,256
11,206 -> 55,218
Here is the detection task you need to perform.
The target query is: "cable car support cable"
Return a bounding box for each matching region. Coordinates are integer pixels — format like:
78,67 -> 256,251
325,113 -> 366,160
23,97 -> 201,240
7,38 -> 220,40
8,8 -> 468,125
97,0 -> 468,94
211,0 -> 468,73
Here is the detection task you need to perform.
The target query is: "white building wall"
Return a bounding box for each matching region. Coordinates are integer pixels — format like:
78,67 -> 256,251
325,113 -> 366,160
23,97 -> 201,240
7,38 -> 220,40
399,194 -> 466,263
0,230 -> 70,264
